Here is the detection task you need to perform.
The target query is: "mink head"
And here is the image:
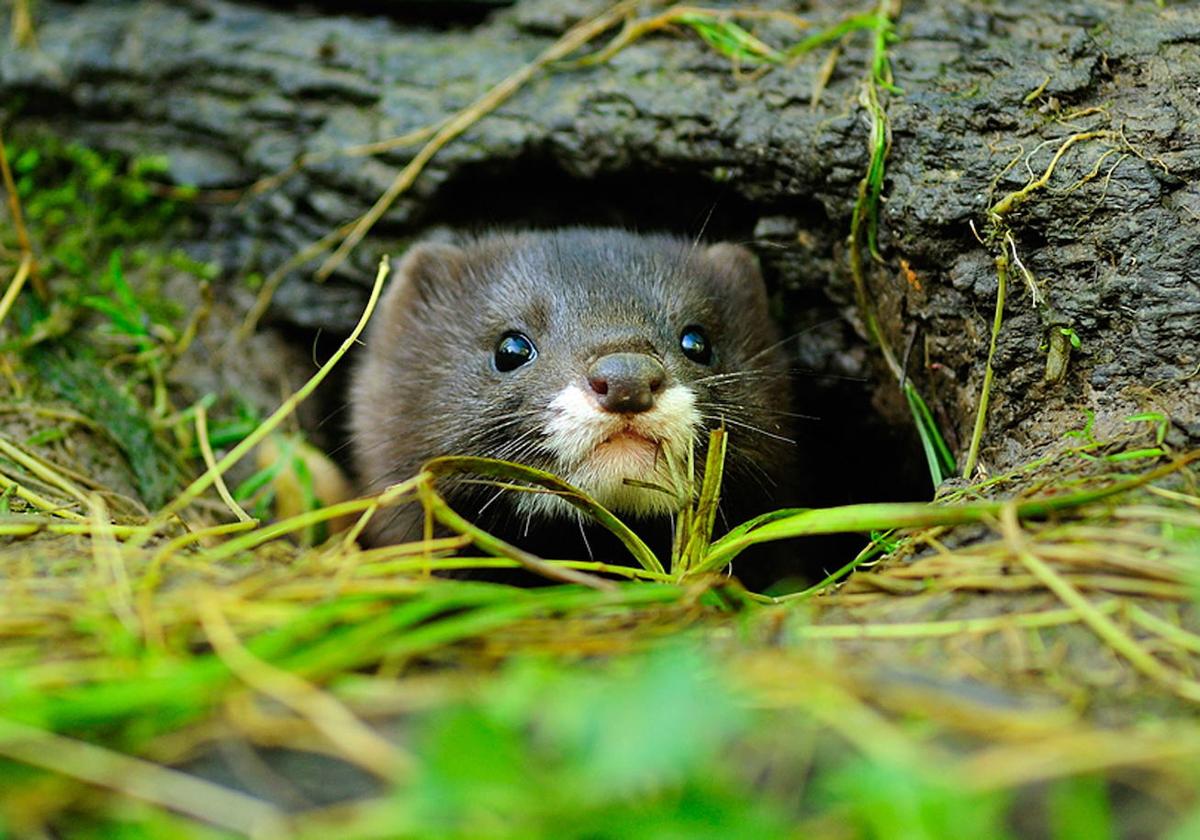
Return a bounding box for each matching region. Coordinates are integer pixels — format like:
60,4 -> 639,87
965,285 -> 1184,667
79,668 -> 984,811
350,228 -> 793,544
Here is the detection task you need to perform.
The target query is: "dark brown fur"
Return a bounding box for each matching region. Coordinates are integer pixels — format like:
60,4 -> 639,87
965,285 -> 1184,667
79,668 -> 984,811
350,228 -> 794,552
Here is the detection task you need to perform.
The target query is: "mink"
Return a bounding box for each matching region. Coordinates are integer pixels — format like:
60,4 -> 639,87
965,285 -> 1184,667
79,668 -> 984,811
350,228 -> 794,564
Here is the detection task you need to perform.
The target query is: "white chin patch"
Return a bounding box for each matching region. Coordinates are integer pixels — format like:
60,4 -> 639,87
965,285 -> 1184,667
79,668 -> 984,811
517,382 -> 700,520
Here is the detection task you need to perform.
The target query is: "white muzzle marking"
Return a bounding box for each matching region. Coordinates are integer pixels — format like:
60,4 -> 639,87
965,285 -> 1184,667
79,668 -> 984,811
517,382 -> 700,519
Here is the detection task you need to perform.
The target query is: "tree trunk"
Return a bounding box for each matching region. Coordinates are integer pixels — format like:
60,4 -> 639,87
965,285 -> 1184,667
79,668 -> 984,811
3,0 -> 1197,480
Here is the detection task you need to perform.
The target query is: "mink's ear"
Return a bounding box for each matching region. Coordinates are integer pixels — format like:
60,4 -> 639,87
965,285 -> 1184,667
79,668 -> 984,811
377,241 -> 467,324
703,242 -> 769,313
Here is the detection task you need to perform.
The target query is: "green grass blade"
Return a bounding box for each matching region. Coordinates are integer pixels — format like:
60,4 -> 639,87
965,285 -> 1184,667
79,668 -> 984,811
698,452 -> 1199,573
423,456 -> 664,574
677,14 -> 784,64
784,12 -> 881,58
418,480 -> 619,589
709,508 -> 809,549
904,382 -> 957,487
678,428 -> 728,575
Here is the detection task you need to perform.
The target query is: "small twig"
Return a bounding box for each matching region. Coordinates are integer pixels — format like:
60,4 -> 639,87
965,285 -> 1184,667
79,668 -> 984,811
314,0 -> 648,281
988,131 -> 1116,220
809,41 -> 842,107
171,277 -> 213,358
236,218 -> 358,340
1004,232 -> 1040,305
1022,74 -> 1051,105
244,122 -> 443,199
0,252 -> 32,332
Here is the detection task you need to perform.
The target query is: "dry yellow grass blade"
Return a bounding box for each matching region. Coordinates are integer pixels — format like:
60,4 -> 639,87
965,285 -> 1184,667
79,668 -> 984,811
133,256 -> 390,545
313,0 -> 650,282
195,404 -> 254,524
1001,504 -> 1200,704
0,716 -> 290,837
198,595 -> 411,780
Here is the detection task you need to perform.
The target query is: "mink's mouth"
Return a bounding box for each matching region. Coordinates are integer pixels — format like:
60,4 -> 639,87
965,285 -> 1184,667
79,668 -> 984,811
591,428 -> 661,466
526,382 -> 699,519
598,429 -> 659,449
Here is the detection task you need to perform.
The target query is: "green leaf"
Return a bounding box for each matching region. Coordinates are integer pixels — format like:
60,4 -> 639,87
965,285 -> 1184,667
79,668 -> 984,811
14,147 -> 40,173
823,756 -> 1015,840
1049,775 -> 1114,840
904,382 -> 957,486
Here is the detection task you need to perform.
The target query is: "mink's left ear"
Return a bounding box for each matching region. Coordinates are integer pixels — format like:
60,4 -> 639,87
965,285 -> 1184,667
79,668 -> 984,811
704,242 -> 769,313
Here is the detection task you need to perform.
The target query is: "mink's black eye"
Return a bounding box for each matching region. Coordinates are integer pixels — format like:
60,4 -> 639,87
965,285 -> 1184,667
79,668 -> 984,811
679,325 -> 712,365
494,332 -> 537,372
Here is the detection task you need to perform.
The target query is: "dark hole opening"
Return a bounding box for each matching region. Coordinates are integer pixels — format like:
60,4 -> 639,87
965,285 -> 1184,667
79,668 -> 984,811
422,156 -> 763,242
300,162 -> 931,590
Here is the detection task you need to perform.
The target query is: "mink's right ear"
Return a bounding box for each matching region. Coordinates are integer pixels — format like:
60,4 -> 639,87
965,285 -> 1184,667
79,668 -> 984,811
702,242 -> 769,315
377,242 -> 467,325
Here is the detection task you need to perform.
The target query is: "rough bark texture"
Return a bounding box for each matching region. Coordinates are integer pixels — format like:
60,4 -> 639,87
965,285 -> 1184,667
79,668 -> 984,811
3,0 -> 1198,480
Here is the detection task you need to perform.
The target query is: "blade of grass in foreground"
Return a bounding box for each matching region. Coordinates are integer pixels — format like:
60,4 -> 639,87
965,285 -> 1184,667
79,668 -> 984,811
423,456 -> 663,575
420,482 -> 618,590
3,583 -> 681,737
697,451 -> 1200,574
675,428 -> 728,576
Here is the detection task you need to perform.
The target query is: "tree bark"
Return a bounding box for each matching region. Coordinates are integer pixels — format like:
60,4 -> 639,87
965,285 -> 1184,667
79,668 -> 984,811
2,0 -> 1197,478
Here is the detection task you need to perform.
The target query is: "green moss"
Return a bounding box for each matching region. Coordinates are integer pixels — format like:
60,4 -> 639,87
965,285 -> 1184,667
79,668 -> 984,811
2,132 -> 216,508
5,134 -> 183,275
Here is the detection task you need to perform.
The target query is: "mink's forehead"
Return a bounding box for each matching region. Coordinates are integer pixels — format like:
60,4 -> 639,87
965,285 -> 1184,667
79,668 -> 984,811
471,236 -> 710,322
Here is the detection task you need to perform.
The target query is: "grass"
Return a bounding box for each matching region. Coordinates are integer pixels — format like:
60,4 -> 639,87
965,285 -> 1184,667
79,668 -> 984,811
2,7 -> 1200,839
835,1 -> 960,488
3,214 -> 1198,834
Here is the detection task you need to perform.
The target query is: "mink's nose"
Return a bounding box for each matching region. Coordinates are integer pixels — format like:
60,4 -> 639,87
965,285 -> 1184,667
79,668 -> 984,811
586,353 -> 666,414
